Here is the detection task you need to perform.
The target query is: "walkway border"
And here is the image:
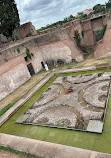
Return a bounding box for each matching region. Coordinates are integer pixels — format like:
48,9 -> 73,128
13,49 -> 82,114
0,133 -> 111,158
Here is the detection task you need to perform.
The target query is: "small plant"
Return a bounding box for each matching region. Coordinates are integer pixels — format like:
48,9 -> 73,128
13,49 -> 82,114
15,35 -> 19,40
17,48 -> 20,54
74,30 -> 81,46
31,53 -> 34,57
11,35 -> 19,41
11,36 -> 15,41
26,48 -> 34,60
26,32 -> 32,37
4,58 -> 8,62
37,30 -> 40,35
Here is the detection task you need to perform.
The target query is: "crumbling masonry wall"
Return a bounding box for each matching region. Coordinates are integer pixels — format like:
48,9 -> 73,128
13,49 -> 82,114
12,22 -> 37,39
94,14 -> 111,59
0,28 -> 83,101
0,14 -> 108,101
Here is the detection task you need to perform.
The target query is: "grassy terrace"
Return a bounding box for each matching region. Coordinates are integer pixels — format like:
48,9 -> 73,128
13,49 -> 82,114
0,68 -> 111,154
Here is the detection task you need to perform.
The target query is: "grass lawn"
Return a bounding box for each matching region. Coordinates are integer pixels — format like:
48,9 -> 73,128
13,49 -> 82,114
0,68 -> 111,154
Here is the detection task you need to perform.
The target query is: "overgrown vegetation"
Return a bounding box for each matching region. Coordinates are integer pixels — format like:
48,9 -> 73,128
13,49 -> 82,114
0,146 -> 43,158
94,25 -> 107,42
26,32 -> 32,37
17,48 -> 20,54
74,30 -> 94,57
4,58 -> 8,62
26,48 -> 34,59
37,14 -> 75,32
11,35 -> 19,41
74,30 -> 81,46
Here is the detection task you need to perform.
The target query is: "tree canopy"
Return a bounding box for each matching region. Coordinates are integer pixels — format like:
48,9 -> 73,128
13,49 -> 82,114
93,4 -> 106,13
0,0 -> 20,37
106,0 -> 111,9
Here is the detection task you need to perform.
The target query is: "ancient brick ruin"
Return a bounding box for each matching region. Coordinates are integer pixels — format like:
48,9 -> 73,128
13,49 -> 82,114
12,22 -> 37,39
0,13 -> 111,101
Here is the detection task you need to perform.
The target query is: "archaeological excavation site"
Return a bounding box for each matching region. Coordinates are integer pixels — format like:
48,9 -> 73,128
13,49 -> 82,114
1,1 -> 111,157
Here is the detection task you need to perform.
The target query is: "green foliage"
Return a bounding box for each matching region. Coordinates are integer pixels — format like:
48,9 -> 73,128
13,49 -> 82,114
17,48 -> 20,54
93,4 -> 105,13
74,30 -> 81,46
4,58 -> 8,62
37,15 -> 75,32
106,0 -> 111,9
26,32 -> 32,37
94,25 -> 107,42
26,48 -> 34,60
0,0 -> 20,37
0,101 -> 17,117
11,35 -> 18,41
31,53 -> 34,57
37,30 -> 40,35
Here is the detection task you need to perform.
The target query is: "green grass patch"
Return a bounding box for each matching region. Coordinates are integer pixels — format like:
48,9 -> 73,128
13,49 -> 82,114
0,101 -> 18,117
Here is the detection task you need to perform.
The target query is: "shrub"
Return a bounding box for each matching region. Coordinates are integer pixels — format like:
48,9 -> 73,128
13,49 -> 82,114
11,36 -> 15,41
17,48 -> 20,54
4,58 -> 8,62
37,30 -> 40,35
11,35 -> 19,41
26,32 -> 32,37
15,35 -> 19,40
74,30 -> 81,46
26,48 -> 34,60
94,25 -> 107,42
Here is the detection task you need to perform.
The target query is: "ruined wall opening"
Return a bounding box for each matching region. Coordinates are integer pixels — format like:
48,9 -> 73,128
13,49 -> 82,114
27,63 -> 35,76
41,61 -> 45,69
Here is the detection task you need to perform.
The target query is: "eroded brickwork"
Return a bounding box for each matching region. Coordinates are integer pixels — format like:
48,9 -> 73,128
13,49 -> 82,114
13,22 -> 37,39
94,15 -> 111,59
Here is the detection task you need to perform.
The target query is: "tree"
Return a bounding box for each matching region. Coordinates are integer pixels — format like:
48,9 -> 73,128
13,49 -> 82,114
70,14 -> 73,18
106,0 -> 111,9
93,4 -> 106,13
0,0 -> 20,37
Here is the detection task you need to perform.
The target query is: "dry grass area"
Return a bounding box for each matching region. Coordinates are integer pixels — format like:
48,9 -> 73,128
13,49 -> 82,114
0,55 -> 111,111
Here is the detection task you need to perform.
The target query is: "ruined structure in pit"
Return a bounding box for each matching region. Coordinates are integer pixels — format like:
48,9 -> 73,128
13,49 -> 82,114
0,13 -> 111,101
16,72 -> 111,133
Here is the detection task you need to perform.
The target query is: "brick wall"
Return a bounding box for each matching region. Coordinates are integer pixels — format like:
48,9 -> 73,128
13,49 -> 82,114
94,15 -> 111,59
13,22 -> 37,39
81,20 -> 95,47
